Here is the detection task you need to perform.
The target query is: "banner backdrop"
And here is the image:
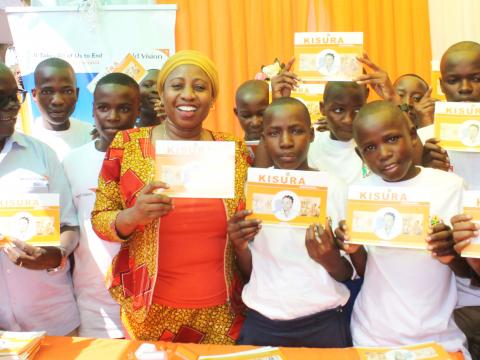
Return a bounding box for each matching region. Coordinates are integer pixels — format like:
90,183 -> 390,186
6,5 -> 176,125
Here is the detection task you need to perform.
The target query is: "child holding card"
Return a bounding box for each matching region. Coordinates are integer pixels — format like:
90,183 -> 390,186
338,100 -> 469,356
229,97 -> 353,348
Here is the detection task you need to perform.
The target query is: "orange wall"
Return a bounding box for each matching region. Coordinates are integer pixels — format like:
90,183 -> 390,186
157,0 -> 432,137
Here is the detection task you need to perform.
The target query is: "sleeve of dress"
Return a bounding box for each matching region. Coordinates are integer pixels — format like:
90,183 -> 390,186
91,131 -> 129,243
235,138 -> 251,212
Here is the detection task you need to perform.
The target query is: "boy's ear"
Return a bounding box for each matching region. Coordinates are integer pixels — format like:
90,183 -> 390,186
31,88 -> 38,100
439,77 -> 446,95
75,87 -> 80,98
354,146 -> 364,162
309,126 -> 315,143
319,101 -> 326,116
409,123 -> 419,147
233,107 -> 238,116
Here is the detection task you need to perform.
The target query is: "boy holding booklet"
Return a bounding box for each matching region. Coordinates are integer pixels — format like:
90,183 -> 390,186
228,97 -> 353,348
338,100 -> 469,356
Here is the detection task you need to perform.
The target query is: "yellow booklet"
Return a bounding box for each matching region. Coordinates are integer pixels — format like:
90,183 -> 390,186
246,168 -> 327,228
291,90 -> 324,124
346,186 -> 430,249
355,341 -> 450,360
0,331 -> 45,357
434,102 -> 480,152
198,347 -> 286,360
155,140 -> 235,198
0,194 -> 60,247
294,32 -> 363,83
430,60 -> 446,101
461,191 -> 480,258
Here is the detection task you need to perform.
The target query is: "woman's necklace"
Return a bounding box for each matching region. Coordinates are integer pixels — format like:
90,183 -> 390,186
158,122 -> 213,141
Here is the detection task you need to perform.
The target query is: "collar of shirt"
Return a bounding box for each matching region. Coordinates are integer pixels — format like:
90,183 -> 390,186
0,132 -> 27,163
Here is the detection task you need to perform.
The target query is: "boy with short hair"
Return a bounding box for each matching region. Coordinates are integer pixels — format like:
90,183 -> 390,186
138,68 -> 164,127
341,100 -> 468,356
417,41 -> 480,358
233,80 -> 269,142
31,57 -> 92,160
63,73 -> 140,338
393,74 -> 434,129
307,81 -> 368,184
229,97 -> 353,348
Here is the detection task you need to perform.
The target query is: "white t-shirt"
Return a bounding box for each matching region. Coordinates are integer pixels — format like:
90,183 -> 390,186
418,125 -> 480,307
0,132 -> 80,336
31,118 -> 93,161
63,141 -> 123,338
242,177 -> 350,320
350,167 -> 468,354
308,131 -> 364,185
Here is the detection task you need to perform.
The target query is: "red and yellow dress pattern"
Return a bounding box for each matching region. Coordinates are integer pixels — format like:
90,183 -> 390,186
91,127 -> 250,343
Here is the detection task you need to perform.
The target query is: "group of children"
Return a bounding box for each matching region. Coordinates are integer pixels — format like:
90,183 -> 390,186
231,41 -> 480,359
0,39 -> 479,359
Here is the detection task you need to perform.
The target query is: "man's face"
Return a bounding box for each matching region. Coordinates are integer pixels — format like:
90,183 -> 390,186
325,54 -> 334,67
384,214 -> 395,232
32,66 -> 78,128
0,68 -> 21,145
468,125 -> 479,142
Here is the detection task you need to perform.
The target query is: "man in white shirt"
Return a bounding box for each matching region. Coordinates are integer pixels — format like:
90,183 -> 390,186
31,58 -> 92,161
63,72 -> 140,338
0,63 -> 80,335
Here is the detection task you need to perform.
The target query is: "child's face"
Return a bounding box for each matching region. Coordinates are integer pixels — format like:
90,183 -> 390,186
321,87 -> 366,141
235,92 -> 268,141
263,104 -> 314,170
93,84 -> 139,144
139,69 -> 160,114
32,66 -> 78,127
394,76 -> 427,106
440,50 -> 480,102
355,110 -> 418,182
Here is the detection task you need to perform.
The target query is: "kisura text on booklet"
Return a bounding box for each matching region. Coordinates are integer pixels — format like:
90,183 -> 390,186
246,167 -> 328,228
0,193 -> 60,247
346,186 -> 430,249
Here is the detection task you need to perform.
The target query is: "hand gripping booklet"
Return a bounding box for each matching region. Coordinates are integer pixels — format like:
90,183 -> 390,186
355,341 -> 450,360
198,347 -> 285,360
430,60 -> 446,101
434,102 -> 480,152
294,32 -> 363,83
460,191 -> 480,258
346,186 -> 430,249
246,168 -> 328,228
0,194 -> 60,247
155,140 -> 235,198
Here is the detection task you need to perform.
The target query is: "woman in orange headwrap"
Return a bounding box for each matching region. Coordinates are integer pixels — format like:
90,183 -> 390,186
92,50 -> 250,343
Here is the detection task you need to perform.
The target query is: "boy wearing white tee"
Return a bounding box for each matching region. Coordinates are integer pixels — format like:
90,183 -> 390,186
229,98 -> 353,347
417,41 -> 480,359
307,82 -> 368,184
63,73 -> 140,338
31,58 -> 92,161
341,101 -> 469,356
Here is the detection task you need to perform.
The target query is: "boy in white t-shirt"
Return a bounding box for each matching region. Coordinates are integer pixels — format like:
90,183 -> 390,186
307,81 -> 369,184
337,101 -> 469,356
31,58 -> 92,161
63,73 -> 140,338
417,41 -> 480,358
228,97 -> 353,348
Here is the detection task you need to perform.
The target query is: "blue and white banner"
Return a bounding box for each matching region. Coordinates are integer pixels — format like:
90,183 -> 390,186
6,4 -> 176,125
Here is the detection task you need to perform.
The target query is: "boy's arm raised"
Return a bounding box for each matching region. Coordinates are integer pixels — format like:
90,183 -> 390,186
305,220 -> 354,281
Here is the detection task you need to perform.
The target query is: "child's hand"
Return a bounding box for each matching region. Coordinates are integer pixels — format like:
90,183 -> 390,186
270,57 -> 299,99
314,117 -> 329,132
153,99 -> 167,123
426,222 -> 456,264
451,214 -> 480,255
334,220 -> 362,254
227,210 -> 261,253
413,87 -> 435,127
422,138 -> 450,171
354,53 -> 399,104
305,221 -> 341,270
